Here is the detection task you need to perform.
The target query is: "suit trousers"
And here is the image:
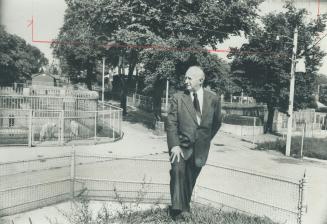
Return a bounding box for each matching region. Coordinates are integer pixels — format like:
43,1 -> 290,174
170,153 -> 202,212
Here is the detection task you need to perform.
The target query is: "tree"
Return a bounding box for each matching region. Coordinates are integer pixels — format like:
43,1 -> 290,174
228,2 -> 327,133
0,25 -> 48,84
139,38 -> 236,119
52,0 -> 262,116
317,74 -> 327,106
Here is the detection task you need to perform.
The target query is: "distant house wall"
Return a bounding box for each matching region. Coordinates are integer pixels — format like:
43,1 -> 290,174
222,104 -> 268,123
32,74 -> 56,86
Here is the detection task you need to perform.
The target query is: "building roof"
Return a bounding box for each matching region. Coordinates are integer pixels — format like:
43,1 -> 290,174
317,101 -> 327,108
32,73 -> 57,79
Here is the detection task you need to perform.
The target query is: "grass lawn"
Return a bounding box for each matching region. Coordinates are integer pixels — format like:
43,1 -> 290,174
255,137 -> 327,160
111,205 -> 279,224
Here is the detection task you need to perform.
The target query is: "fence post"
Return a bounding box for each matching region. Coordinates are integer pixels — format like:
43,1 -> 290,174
112,111 -> 116,140
70,148 -> 76,199
300,122 -> 306,159
119,110 -> 122,138
252,117 -> 256,145
28,110 -> 32,147
60,110 -> 64,145
133,93 -> 136,106
94,112 -> 97,144
192,185 -> 199,203
298,171 -> 308,224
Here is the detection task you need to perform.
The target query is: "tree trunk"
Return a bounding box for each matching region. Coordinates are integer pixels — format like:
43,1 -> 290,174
153,80 -> 165,121
85,67 -> 93,90
265,104 -> 275,133
127,50 -> 138,91
119,74 -> 127,116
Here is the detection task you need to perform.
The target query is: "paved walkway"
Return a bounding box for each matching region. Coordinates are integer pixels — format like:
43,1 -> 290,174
1,109 -> 327,224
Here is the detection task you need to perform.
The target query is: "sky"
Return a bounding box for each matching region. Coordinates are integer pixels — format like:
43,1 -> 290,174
1,0 -> 327,74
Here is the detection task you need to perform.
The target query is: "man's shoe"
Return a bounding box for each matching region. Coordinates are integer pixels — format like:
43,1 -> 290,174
168,206 -> 182,221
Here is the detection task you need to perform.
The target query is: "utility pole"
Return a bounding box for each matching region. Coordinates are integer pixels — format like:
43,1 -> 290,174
285,27 -> 298,157
102,57 -> 105,105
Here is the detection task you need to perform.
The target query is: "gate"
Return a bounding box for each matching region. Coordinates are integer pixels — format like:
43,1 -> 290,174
0,109 -> 30,145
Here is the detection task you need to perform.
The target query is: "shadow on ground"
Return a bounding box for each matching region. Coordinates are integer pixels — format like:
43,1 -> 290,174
271,157 -> 303,165
124,108 -> 156,130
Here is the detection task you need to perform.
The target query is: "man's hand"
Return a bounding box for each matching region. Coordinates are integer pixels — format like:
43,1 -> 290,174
170,146 -> 184,163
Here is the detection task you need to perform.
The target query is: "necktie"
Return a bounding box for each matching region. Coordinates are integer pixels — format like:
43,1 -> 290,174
193,93 -> 201,118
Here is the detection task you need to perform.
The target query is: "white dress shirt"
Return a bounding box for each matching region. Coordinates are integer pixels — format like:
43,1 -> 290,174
190,87 -> 203,124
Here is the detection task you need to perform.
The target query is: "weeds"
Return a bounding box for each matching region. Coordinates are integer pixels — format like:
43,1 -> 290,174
49,196 -> 279,224
56,196 -> 93,224
47,176 -> 278,224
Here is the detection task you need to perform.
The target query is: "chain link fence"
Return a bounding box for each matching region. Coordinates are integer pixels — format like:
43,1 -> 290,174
0,152 -> 307,224
0,153 -> 77,216
197,164 -> 305,224
220,115 -> 264,142
274,111 -> 327,138
0,106 -> 123,146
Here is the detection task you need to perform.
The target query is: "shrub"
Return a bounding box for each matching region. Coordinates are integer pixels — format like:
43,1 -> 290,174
255,137 -> 327,160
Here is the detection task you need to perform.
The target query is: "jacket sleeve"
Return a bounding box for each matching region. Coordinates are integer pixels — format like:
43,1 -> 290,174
166,95 -> 180,152
211,96 -> 222,140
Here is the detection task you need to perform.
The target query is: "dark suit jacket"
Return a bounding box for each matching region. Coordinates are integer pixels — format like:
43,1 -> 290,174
166,89 -> 222,167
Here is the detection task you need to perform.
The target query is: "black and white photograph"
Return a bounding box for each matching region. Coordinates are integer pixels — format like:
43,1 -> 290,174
0,0 -> 327,223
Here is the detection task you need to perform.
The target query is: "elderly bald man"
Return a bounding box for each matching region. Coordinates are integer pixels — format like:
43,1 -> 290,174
166,66 -> 222,220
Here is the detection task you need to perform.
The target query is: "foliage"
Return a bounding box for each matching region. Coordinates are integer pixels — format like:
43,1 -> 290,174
52,0 -> 262,93
140,38 -> 233,95
317,74 -> 327,105
256,137 -> 327,160
228,1 -> 327,132
0,25 -> 48,84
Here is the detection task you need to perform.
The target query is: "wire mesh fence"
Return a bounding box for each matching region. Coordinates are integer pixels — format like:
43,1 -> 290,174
220,115 -> 264,140
0,106 -> 123,146
0,153 -> 75,217
0,109 -> 30,145
0,87 -> 123,146
0,152 -> 307,224
127,94 -> 154,112
197,164 -> 302,224
74,154 -> 171,204
0,95 -> 98,111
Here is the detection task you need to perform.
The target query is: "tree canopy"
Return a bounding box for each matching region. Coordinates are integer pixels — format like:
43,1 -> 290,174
52,0 -> 262,90
228,2 -> 327,132
0,25 -> 48,84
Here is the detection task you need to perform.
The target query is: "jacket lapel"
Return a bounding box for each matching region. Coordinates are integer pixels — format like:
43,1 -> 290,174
181,93 -> 198,125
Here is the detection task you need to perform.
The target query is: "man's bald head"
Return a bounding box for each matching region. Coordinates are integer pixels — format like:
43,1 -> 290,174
185,66 -> 205,80
184,66 -> 205,92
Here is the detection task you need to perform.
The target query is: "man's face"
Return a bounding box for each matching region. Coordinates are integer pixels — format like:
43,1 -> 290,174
184,70 -> 203,92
